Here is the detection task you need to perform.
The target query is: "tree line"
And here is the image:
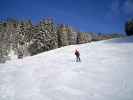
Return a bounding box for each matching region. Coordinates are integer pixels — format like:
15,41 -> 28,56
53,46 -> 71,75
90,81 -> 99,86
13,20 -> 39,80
0,18 -> 127,63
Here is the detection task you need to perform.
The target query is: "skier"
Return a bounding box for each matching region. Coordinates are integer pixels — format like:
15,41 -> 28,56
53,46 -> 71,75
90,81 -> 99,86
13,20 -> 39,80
75,49 -> 81,62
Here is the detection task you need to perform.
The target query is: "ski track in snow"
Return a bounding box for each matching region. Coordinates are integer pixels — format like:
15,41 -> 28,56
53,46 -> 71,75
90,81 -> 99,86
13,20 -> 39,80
0,36 -> 133,100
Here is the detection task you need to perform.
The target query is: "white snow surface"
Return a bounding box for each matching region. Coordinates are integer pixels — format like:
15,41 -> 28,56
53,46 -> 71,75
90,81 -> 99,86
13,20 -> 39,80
0,36 -> 133,100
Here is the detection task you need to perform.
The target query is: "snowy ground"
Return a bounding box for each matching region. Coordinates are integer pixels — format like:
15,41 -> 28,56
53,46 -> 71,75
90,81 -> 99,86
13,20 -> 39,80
0,36 -> 133,100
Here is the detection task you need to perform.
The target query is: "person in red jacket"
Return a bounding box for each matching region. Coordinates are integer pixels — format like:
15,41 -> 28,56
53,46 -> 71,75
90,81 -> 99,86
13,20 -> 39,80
75,49 -> 81,62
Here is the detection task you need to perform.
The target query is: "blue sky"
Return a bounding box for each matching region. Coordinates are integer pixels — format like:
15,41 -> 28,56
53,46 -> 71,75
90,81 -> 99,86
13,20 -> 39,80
0,0 -> 133,34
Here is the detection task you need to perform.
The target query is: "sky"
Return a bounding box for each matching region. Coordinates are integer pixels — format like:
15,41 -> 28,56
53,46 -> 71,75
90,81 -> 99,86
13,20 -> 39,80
0,0 -> 133,34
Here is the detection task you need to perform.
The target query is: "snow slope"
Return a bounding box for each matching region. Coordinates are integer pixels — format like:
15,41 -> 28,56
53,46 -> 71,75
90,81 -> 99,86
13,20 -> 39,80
0,36 -> 133,100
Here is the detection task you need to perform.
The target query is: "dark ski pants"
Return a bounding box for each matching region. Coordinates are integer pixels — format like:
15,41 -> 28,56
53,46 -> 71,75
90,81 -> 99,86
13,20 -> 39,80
76,57 -> 81,62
